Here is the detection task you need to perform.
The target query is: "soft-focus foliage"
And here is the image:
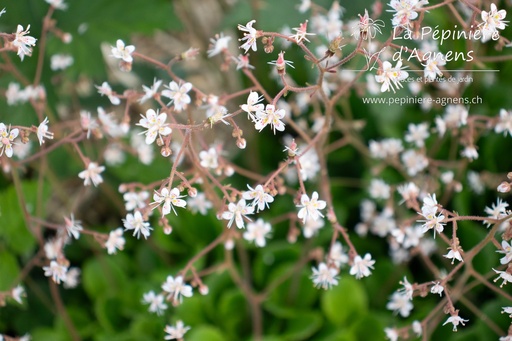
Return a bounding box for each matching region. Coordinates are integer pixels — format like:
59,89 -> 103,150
1,0 -> 512,341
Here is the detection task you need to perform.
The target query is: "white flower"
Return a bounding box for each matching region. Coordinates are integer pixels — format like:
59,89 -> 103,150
412,321 -> 422,337
387,292 -> 413,317
161,81 -> 193,112
298,147 -> 320,181
78,162 -> 105,187
242,184 -> 274,212
123,191 -> 149,212
495,109 -> 512,137
369,179 -> 390,200
480,4 -> 508,43
80,110 -> 99,139
494,268 -> 512,287
468,171 -> 484,194
0,123 -> 19,158
95,82 -> 120,105
123,211 -> 152,239
302,218 -> 325,238
136,109 -> 172,144
375,60 -> 409,93
43,260 -> 68,284
199,147 -> 219,169
161,275 -> 193,304
12,25 -> 37,61
419,212 -> 445,238
187,192 -> 213,215
444,247 -> 463,264
353,9 -> 385,41
291,20 -> 315,43
501,306 -> 512,318
350,253 -> 375,279
207,32 -> 231,57
97,107 -> 125,138
63,267 -> 81,289
399,276 -> 414,300
105,228 -> 125,254
297,0 -> 311,13
328,242 -> 349,268
104,143 -> 125,165
254,104 -> 286,134
164,320 -> 190,340
461,146 -> 478,160
384,328 -> 399,341
369,138 -> 403,159
443,313 -> 469,331
37,117 -> 54,145
142,291 -> 168,315
311,262 -> 339,289
442,171 -> 455,184
422,54 -> 446,81
64,214 -> 83,239
431,282 -> 444,296
238,20 -> 258,53
6,82 -> 23,105
111,39 -> 135,63
240,91 -> 264,121
497,240 -> 512,264
388,0 -> 428,29
11,285 -> 25,304
436,104 -> 468,137
50,54 -> 73,70
405,123 -> 430,148
401,149 -> 428,176
243,219 -> 272,247
45,0 -> 67,10
297,191 -> 326,224
138,78 -> 162,104
44,237 -> 62,260
152,187 -> 187,216
397,182 -> 419,204
222,199 -> 254,229
231,54 -> 254,70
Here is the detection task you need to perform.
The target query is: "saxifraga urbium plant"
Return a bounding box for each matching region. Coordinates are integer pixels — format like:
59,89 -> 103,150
0,0 -> 512,340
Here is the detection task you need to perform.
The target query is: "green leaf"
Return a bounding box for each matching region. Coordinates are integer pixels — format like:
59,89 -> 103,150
94,296 -> 127,332
282,311 -> 323,341
186,325 -> 226,341
320,277 -> 368,327
0,182 -> 39,256
349,313 -> 385,340
218,288 -> 249,337
30,327 -> 68,341
82,256 -> 128,299
174,296 -> 208,326
317,329 -> 357,341
0,251 -> 20,290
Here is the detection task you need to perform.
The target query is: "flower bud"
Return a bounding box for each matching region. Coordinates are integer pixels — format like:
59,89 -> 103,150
498,181 -> 511,193
236,138 -> 246,149
224,166 -> 235,177
199,285 -> 209,295
62,33 -> 73,44
181,47 -> 200,60
161,146 -> 172,158
119,60 -> 132,72
118,184 -> 127,193
224,239 -> 235,250
164,226 -> 173,235
327,35 -> 344,56
188,187 -> 198,197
